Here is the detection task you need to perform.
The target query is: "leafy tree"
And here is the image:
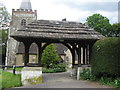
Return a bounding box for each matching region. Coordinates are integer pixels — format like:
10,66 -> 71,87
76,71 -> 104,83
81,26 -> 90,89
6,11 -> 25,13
0,3 -> 10,65
111,23 -> 120,37
86,13 -> 112,37
41,44 -> 60,68
0,5 -> 10,24
0,29 -> 8,65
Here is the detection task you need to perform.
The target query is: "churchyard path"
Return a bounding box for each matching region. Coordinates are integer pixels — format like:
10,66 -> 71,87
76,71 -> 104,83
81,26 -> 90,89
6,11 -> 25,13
13,71 -> 114,88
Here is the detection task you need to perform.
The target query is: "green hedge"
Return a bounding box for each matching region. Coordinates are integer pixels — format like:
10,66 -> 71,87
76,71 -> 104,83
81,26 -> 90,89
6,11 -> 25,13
92,37 -> 120,77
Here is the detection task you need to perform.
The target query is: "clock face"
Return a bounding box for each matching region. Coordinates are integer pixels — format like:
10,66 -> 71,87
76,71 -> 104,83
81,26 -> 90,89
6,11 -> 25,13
14,13 -> 35,17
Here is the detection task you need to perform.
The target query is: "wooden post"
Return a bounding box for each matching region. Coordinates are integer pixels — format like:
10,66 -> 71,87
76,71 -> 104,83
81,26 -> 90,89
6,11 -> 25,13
83,46 -> 86,64
72,49 -> 75,66
24,42 -> 30,66
86,45 -> 89,65
13,65 -> 15,74
38,43 -> 42,66
78,44 -> 81,66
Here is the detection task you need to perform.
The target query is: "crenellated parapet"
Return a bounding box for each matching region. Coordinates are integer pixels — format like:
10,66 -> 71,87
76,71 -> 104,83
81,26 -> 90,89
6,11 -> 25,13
12,9 -> 37,14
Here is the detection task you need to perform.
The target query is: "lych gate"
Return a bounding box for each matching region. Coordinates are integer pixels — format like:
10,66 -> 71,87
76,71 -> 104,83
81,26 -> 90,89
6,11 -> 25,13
11,20 -> 105,85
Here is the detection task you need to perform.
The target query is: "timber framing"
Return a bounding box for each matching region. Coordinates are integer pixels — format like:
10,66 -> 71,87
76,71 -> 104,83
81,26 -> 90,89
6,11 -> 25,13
10,20 -> 105,67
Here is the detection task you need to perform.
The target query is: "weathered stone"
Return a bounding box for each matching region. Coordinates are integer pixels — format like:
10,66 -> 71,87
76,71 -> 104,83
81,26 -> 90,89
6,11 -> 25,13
6,0 -> 37,66
77,65 -> 91,80
21,67 -> 42,85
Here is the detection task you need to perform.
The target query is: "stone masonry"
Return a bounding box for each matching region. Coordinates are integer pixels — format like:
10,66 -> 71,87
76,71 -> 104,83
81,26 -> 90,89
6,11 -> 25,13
6,0 -> 37,66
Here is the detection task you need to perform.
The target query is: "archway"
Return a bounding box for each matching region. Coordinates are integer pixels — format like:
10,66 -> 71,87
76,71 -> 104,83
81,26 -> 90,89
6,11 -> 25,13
11,20 -> 104,84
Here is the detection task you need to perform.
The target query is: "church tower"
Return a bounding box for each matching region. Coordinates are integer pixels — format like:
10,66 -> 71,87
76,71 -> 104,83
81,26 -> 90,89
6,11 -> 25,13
6,0 -> 37,65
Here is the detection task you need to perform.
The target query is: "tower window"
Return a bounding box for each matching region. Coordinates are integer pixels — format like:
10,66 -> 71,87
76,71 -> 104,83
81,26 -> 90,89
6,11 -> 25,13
21,19 -> 26,26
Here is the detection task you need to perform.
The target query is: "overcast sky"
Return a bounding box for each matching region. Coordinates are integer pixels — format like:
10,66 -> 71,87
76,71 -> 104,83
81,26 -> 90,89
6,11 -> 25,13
1,0 -> 119,24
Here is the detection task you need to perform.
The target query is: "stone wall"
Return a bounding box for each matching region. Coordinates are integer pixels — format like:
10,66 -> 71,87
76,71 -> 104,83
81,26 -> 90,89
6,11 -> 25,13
6,9 -> 37,66
21,67 -> 42,85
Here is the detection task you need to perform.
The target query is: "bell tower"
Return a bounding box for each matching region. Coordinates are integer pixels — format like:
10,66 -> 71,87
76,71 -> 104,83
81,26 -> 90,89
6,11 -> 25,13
6,0 -> 37,66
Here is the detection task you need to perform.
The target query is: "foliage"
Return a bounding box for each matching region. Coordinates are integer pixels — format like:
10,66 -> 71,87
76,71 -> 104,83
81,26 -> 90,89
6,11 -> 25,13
92,37 -> 120,77
111,23 -> 120,37
51,64 -> 67,72
42,64 -> 67,73
99,77 -> 120,88
41,44 -> 60,68
1,70 -> 22,89
0,29 -> 8,55
0,29 -> 8,65
0,5 -> 10,23
79,69 -> 120,88
42,68 -> 55,73
80,68 -> 91,80
86,13 -> 112,37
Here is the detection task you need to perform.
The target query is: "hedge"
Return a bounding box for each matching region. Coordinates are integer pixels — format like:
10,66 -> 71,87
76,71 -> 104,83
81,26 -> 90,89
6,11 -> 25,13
92,37 -> 120,77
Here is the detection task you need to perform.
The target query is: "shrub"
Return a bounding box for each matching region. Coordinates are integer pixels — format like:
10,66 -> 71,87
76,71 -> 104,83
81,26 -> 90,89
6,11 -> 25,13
42,68 -> 55,73
80,68 -> 91,80
99,77 -> 120,88
51,64 -> 66,72
42,64 -> 67,73
41,44 -> 60,68
92,37 -> 120,77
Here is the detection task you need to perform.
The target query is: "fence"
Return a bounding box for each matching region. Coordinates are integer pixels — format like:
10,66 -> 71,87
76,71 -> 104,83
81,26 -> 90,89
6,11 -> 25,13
0,65 -> 24,74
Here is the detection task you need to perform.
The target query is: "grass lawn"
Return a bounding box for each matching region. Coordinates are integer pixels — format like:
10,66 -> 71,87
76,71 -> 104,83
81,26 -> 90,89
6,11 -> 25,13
0,70 -> 22,89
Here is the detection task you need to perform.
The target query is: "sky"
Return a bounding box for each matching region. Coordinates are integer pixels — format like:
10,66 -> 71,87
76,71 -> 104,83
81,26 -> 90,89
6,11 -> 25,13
1,0 -> 120,24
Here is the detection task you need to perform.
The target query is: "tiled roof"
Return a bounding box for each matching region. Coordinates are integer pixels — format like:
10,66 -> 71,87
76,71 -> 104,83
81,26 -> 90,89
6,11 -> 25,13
11,20 -> 105,41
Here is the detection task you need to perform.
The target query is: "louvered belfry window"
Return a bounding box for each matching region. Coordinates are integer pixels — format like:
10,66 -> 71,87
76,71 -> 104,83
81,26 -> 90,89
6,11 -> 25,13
21,19 -> 26,26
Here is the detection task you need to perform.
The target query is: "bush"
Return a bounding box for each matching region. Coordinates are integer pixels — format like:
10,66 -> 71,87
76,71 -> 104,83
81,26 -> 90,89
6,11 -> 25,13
92,37 -> 120,77
41,44 -> 60,68
42,68 -> 55,73
99,77 -> 120,88
79,69 -> 120,88
51,64 -> 66,72
42,64 -> 67,73
80,68 -> 91,80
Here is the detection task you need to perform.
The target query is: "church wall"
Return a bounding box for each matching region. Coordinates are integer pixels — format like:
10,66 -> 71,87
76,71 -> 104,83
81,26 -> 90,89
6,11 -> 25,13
6,8 -> 37,66
15,54 -> 37,66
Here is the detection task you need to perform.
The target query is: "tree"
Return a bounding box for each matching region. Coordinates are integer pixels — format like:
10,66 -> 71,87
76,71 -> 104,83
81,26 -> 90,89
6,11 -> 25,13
0,3 -> 10,30
0,3 -> 10,65
0,29 -> 8,65
111,23 -> 120,37
41,44 -> 60,68
86,13 -> 112,37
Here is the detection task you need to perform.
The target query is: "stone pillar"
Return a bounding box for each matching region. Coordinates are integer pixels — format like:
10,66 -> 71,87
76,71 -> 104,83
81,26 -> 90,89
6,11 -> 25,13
77,67 -> 80,80
21,67 -> 42,85
77,65 -> 91,80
